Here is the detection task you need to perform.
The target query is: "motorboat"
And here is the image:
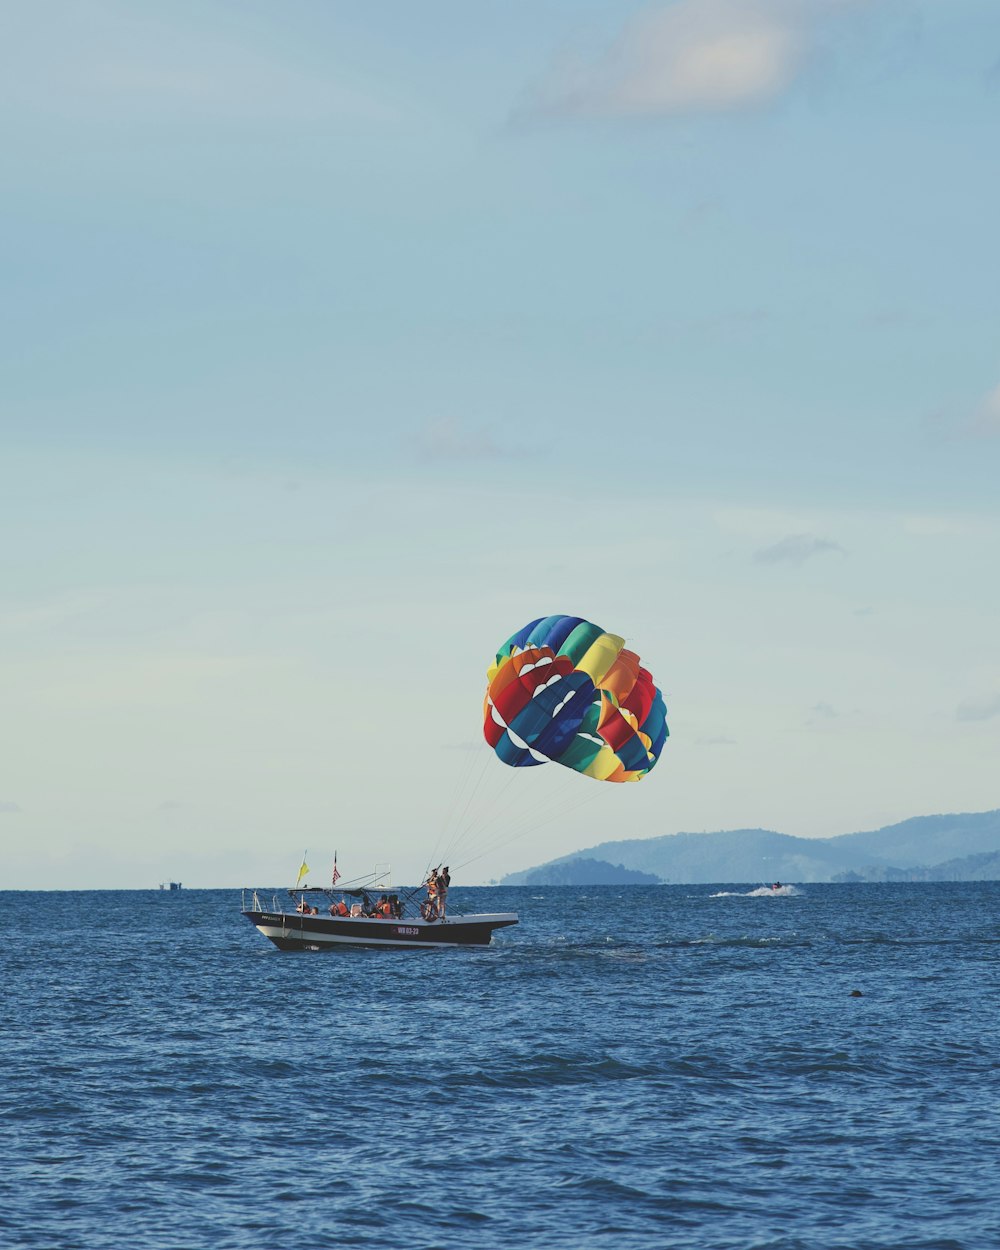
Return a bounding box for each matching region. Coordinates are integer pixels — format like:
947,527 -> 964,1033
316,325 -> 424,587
242,886 -> 518,951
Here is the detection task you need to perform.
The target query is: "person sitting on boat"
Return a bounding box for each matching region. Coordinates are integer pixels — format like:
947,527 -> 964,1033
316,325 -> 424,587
329,898 -> 349,917
296,896 -> 318,915
374,894 -> 393,919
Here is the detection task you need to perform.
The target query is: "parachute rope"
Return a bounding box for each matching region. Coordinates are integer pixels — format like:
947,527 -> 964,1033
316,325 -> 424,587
452,778 -> 615,873
423,740 -> 499,883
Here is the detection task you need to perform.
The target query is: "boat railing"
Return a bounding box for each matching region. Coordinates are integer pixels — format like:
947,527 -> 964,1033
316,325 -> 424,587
243,886 -> 428,920
242,889 -> 276,913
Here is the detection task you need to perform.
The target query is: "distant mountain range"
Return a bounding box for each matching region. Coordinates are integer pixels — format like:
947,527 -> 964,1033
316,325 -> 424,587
499,810 -> 1000,885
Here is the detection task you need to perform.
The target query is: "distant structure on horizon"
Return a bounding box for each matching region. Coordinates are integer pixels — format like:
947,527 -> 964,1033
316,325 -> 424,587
158,881 -> 183,891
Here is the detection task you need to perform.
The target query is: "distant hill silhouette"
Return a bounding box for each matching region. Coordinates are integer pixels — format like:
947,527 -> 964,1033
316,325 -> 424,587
833,849 -> 1000,883
500,810 -> 1000,885
512,858 -> 661,887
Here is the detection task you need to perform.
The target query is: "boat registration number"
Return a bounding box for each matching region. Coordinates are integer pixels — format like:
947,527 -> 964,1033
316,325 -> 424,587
394,926 -> 419,937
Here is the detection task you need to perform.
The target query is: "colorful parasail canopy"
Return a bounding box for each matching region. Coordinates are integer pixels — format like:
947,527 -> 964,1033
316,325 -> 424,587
484,614 -> 668,782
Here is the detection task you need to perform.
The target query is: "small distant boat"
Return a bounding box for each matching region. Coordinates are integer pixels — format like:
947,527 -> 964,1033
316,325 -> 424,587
159,881 -> 183,891
242,886 -> 518,951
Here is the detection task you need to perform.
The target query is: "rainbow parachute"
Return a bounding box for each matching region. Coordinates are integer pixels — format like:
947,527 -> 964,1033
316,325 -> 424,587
484,614 -> 668,782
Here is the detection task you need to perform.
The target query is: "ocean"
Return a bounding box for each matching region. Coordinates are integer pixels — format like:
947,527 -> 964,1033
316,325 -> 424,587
2,882 -> 998,1249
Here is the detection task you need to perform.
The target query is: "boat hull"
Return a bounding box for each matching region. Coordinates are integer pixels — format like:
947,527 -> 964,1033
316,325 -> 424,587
243,909 -> 518,950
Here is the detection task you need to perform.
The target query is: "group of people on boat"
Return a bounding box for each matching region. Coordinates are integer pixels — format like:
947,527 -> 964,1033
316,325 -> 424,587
369,894 -> 402,919
294,868 -> 452,924
296,893 -> 403,919
420,865 -> 450,921
329,893 -> 402,919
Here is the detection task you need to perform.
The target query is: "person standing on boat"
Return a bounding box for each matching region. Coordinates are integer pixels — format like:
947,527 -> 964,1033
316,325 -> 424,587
437,866 -> 451,919
425,869 -> 440,918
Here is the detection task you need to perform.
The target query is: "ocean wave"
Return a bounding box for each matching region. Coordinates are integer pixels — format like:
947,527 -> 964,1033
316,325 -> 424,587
710,885 -> 803,898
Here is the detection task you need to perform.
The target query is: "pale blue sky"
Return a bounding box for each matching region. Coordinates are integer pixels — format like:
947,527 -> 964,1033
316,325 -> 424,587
2,1 -> 998,887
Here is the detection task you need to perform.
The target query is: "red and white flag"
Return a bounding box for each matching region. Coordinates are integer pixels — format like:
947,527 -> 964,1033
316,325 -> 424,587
332,853 -> 341,885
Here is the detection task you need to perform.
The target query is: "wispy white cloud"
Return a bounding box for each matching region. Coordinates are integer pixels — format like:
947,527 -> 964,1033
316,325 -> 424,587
675,307 -> 771,336
0,801 -> 22,814
523,0 -> 847,122
754,533 -> 844,565
806,701 -> 859,728
956,692 -> 1000,722
900,514 -> 971,538
414,418 -> 521,461
967,383 -> 1000,437
1,2 -> 398,126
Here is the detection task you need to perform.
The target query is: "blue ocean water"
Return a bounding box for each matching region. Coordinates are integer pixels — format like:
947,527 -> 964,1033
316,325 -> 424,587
2,883 -> 999,1250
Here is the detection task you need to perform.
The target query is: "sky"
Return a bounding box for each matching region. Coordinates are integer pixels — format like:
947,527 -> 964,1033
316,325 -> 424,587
2,0 -> 999,889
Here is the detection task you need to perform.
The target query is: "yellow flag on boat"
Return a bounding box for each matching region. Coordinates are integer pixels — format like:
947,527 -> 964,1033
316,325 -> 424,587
295,857 -> 310,887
